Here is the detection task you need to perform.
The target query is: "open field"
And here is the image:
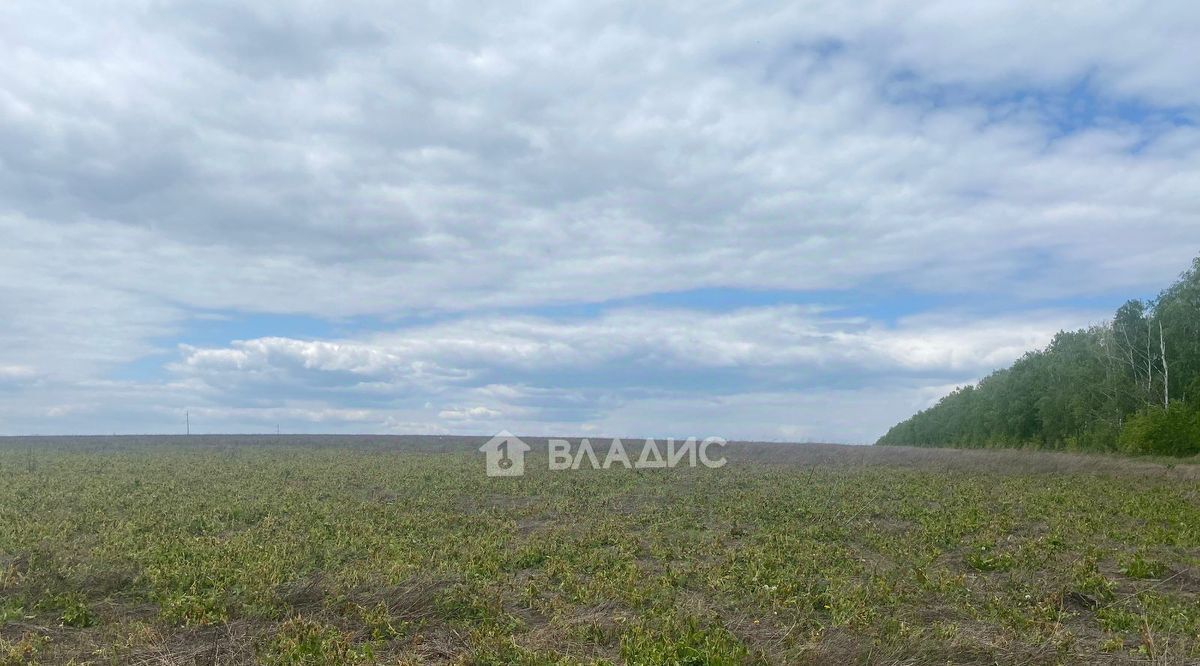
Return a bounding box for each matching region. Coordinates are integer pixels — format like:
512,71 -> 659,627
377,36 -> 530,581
1,436 -> 1198,665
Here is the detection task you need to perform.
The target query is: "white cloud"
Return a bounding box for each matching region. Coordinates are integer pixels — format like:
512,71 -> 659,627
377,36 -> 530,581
0,366 -> 36,380
173,306 -> 1099,381
439,406 -> 503,421
0,1 -> 1196,436
2,3 -> 1197,321
149,306 -> 1100,440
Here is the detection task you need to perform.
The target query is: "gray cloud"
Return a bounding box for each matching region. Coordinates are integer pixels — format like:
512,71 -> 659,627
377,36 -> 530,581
147,306 -> 1100,439
0,1 -> 1196,436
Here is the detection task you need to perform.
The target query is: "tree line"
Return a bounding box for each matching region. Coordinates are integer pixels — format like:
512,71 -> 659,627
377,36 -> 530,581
877,256 -> 1200,456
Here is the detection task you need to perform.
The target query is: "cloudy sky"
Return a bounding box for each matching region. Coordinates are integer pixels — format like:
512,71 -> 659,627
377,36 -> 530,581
1,2 -> 1197,441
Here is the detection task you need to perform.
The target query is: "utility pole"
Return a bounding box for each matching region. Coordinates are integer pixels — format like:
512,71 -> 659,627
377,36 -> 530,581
186,411 -> 190,436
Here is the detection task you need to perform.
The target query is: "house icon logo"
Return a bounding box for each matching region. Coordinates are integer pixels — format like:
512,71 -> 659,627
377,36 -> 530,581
479,430 -> 532,477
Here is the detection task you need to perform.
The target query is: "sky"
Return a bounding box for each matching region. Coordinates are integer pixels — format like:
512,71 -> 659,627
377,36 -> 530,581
1,1 -> 1198,442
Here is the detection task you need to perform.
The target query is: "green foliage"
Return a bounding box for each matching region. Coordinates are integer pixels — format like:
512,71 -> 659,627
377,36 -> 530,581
619,616 -> 749,665
1097,607 -> 1142,633
964,544 -> 1014,572
1118,552 -> 1169,580
879,256 -> 1200,456
261,617 -> 373,665
1119,403 -> 1200,456
57,596 -> 96,628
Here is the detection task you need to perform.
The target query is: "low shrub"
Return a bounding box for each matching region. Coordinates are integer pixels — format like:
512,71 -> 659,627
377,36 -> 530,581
1119,402 -> 1200,456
